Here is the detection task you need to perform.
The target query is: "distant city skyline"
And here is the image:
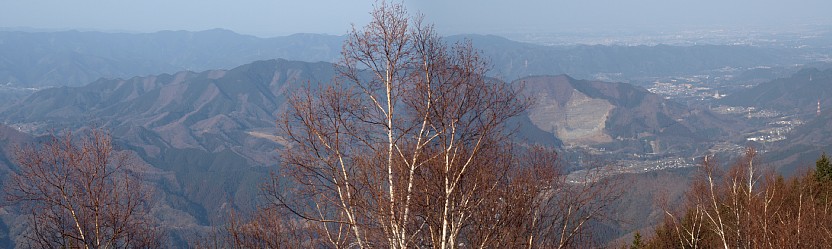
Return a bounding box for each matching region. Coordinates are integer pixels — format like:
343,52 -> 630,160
2,0 -> 831,37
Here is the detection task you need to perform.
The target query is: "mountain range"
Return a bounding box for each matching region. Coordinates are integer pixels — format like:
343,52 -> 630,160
461,34 -> 804,81
0,59 -> 339,238
0,29 -> 813,92
0,29 -> 343,88
0,58 -> 745,239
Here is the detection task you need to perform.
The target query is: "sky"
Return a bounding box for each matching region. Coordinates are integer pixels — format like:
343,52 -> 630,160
2,0 -> 831,37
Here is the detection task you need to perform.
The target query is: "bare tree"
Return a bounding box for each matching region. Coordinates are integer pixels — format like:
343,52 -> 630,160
532,156 -> 623,248
223,2 -> 626,249
653,147 -> 832,248
462,146 -> 621,248
224,207 -> 316,248
272,2 -> 535,248
6,129 -> 161,248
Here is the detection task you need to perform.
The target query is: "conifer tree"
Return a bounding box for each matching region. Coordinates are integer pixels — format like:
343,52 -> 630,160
816,152 -> 832,182
630,231 -> 643,249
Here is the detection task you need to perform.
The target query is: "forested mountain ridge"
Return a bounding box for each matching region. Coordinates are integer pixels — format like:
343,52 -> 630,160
0,59 -> 339,235
454,34 -> 803,81
719,68 -> 832,113
0,29 -> 343,87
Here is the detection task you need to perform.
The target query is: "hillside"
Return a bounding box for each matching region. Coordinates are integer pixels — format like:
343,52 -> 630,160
0,124 -> 35,247
518,75 -> 740,155
764,108 -> 832,175
719,68 -> 832,114
0,124 -> 32,174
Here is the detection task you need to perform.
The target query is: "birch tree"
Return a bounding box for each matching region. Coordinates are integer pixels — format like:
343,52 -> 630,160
271,2 -> 535,248
239,2 -> 624,248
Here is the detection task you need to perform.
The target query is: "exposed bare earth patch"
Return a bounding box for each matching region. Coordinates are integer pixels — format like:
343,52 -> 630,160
528,89 -> 614,145
246,131 -> 291,147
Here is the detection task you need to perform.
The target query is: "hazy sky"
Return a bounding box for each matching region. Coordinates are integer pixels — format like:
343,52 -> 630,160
2,0 -> 831,36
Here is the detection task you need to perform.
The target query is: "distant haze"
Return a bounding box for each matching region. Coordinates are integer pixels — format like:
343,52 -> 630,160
1,0 -> 831,37
411,0 -> 832,34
